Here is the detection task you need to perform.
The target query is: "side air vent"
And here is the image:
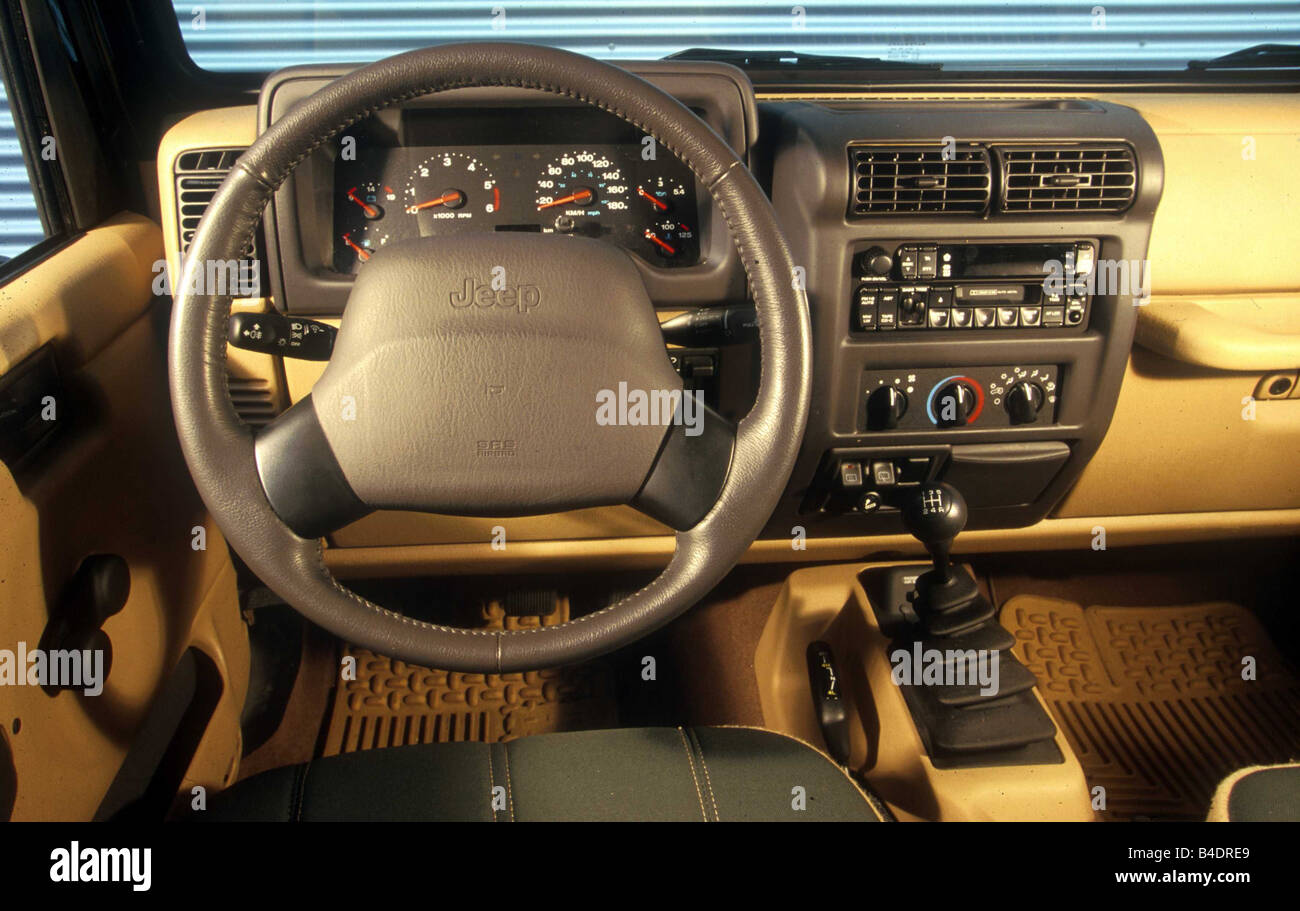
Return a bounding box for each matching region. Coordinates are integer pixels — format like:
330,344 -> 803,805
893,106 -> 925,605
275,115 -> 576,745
173,148 -> 251,255
226,376 -> 276,426
849,144 -> 992,216
996,144 -> 1137,213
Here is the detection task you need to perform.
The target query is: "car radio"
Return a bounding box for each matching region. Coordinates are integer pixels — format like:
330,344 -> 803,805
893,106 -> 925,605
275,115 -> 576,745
850,240 -> 1096,333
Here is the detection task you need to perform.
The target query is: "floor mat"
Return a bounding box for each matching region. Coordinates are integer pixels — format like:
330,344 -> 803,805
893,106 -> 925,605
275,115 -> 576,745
322,597 -> 617,755
1001,596 -> 1300,820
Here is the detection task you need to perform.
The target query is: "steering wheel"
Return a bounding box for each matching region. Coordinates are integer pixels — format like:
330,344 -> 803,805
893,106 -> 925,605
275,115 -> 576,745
169,43 -> 811,672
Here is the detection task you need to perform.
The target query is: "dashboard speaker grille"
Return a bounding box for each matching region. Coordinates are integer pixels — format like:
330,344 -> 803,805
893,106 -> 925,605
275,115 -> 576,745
997,144 -> 1137,213
849,144 -> 991,215
173,147 -> 253,255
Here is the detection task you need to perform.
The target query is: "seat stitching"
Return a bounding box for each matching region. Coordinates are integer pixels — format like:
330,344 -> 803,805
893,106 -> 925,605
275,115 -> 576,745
501,741 -> 516,823
292,760 -> 312,823
485,744 -> 498,823
676,726 -> 710,822
687,728 -> 721,822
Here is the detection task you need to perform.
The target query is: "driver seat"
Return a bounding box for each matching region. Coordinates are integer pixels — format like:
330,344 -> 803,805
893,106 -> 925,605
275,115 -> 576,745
201,726 -> 887,822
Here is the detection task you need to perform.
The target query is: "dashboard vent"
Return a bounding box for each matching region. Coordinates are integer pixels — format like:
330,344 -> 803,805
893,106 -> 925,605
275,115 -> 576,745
849,144 -> 992,216
997,144 -> 1137,213
174,148 -> 251,255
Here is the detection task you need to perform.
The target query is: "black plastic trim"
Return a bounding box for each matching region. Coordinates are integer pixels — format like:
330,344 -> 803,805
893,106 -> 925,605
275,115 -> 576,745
631,403 -> 735,531
253,395 -> 370,539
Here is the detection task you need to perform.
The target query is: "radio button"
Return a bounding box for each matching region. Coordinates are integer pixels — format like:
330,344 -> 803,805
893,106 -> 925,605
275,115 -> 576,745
997,306 -> 1020,327
973,307 -> 997,328
951,307 -> 973,328
1042,306 -> 1065,327
877,292 -> 899,330
928,308 -> 951,328
897,248 -> 919,279
1020,306 -> 1042,327
918,248 -> 938,279
856,302 -> 877,330
929,286 -> 954,308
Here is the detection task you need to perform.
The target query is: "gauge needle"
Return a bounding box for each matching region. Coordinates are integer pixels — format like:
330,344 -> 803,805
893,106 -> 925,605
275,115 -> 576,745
342,235 -> 370,261
645,230 -> 676,255
537,189 -> 593,211
347,188 -> 380,219
407,190 -> 463,212
637,186 -> 668,211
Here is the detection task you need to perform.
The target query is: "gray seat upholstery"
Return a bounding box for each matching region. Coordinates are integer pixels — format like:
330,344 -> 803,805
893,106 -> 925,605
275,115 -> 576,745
1208,763 -> 1300,822
201,726 -> 887,822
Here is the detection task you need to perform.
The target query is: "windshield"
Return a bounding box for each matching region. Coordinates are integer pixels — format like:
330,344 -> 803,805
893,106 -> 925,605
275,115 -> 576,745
173,0 -> 1300,73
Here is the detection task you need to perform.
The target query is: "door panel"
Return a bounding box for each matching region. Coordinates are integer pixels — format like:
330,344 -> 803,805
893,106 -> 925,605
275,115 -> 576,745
0,214 -> 247,820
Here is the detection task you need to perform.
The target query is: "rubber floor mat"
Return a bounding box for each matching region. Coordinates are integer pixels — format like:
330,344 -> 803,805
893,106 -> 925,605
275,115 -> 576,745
1001,597 -> 1300,820
322,597 -> 617,755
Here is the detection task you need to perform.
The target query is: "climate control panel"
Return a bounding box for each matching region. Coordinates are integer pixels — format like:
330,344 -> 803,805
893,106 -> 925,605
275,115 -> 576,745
861,364 -> 1059,431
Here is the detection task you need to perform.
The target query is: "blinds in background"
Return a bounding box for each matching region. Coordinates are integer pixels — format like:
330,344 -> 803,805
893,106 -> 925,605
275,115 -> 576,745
173,0 -> 1300,71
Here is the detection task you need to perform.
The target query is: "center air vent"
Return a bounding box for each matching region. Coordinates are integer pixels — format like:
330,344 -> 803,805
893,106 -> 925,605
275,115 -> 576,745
173,148 -> 250,254
996,144 -> 1137,213
849,144 -> 992,216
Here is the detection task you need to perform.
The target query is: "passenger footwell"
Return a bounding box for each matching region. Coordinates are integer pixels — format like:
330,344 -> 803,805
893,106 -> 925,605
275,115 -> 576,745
1000,597 -> 1300,820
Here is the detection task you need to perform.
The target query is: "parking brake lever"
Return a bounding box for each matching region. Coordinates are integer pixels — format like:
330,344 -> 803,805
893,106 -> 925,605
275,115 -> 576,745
227,311 -> 336,360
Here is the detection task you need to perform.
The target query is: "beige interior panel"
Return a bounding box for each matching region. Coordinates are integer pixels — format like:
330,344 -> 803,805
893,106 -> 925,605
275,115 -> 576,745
324,507 -> 1300,577
754,563 -> 1095,821
1057,347 -> 1300,517
0,218 -> 247,820
0,213 -> 160,375
1135,293 -> 1300,371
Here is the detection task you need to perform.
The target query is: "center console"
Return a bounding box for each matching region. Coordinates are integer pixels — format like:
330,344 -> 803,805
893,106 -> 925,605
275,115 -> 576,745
758,99 -> 1163,537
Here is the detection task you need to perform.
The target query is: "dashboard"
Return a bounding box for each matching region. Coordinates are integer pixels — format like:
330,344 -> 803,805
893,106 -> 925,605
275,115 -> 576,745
177,60 -> 1173,548
330,106 -> 701,273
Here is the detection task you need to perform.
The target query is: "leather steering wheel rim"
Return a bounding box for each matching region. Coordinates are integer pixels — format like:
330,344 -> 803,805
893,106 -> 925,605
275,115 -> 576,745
169,42 -> 812,672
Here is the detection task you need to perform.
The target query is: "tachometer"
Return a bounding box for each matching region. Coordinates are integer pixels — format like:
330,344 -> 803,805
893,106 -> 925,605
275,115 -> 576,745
405,152 -> 499,234
534,149 -> 630,237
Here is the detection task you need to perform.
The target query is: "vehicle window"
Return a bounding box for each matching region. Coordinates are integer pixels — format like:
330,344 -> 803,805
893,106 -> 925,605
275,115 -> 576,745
173,0 -> 1300,73
0,80 -> 46,263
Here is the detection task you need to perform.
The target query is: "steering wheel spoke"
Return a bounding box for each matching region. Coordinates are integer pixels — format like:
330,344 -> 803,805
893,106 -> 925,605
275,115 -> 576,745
630,404 -> 735,531
254,396 -> 371,539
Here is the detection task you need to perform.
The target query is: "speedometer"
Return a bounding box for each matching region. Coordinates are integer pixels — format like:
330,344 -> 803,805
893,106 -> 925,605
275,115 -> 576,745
533,149 -> 630,237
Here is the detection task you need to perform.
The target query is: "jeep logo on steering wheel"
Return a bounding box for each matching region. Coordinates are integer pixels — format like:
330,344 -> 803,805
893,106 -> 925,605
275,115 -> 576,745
450,277 -> 540,313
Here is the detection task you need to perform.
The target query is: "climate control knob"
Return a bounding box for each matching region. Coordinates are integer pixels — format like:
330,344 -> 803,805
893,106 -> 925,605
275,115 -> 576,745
866,385 -> 908,430
1005,381 -> 1045,424
856,246 -> 893,278
932,380 -> 978,427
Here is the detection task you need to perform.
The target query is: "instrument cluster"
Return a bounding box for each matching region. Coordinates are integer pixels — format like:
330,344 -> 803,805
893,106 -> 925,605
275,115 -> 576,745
333,142 -> 701,273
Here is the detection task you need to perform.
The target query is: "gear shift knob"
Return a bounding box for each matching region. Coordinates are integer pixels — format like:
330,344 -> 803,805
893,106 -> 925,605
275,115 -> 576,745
901,482 -> 967,581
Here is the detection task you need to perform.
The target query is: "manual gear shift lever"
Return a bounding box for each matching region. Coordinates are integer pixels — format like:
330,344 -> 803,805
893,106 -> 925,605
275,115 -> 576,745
900,481 -> 967,583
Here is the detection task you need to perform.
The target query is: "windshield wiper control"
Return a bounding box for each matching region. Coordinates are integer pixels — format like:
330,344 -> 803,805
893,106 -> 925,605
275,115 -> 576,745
227,311 -> 336,360
659,305 -> 757,346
